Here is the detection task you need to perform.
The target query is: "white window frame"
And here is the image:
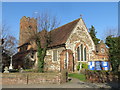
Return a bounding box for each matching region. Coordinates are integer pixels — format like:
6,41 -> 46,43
52,49 -> 58,62
80,44 -> 83,62
83,46 -> 87,62
77,44 -> 87,62
77,44 -> 81,62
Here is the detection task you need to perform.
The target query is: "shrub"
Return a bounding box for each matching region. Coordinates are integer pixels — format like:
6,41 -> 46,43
81,63 -> 88,69
77,62 -> 80,71
84,69 -> 119,83
77,62 -> 88,71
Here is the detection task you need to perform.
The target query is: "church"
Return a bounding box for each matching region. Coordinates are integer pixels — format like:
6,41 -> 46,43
13,16 -> 109,72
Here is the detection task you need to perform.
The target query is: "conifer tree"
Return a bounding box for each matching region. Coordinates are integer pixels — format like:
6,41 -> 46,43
89,25 -> 100,45
105,35 -> 120,73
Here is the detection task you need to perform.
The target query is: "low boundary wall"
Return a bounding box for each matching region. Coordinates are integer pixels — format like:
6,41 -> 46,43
1,72 -> 67,85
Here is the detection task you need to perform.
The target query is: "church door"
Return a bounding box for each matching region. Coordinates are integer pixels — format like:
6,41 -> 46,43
60,50 -> 74,72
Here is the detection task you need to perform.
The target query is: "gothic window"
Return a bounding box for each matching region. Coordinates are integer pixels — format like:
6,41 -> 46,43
84,47 -> 87,61
77,44 -> 87,62
77,47 -> 80,61
81,44 -> 83,61
53,50 -> 57,61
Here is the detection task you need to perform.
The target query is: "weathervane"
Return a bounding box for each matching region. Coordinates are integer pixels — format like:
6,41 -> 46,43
80,14 -> 83,18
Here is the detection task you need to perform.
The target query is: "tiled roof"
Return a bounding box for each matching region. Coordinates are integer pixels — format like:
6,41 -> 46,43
13,50 -> 36,60
48,18 -> 80,47
18,18 -> 80,48
17,43 -> 30,48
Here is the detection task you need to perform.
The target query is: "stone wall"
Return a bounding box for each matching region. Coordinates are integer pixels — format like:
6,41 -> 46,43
2,72 -> 67,85
65,19 -> 96,71
44,47 -> 65,72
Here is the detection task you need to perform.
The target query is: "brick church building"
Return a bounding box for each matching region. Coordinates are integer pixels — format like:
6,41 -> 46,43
13,16 -> 109,72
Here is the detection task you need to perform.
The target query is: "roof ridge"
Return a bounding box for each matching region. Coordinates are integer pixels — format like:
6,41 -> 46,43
49,18 -> 80,32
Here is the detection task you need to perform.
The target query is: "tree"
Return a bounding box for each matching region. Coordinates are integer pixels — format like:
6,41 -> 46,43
3,35 -> 18,55
0,23 -> 18,71
102,27 -> 118,41
89,25 -> 100,45
1,23 -> 18,55
105,35 -> 120,73
26,12 -> 60,72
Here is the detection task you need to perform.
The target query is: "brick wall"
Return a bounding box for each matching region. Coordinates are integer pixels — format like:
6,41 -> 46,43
2,72 -> 67,85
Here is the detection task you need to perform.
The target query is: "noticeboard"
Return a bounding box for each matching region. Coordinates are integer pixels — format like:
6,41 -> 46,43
88,61 -> 110,70
95,61 -> 102,70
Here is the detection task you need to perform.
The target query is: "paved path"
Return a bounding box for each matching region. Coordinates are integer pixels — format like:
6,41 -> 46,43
2,78 -> 114,88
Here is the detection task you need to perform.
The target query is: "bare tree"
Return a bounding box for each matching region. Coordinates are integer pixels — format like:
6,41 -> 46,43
103,27 -> 118,41
3,35 -> 18,55
1,23 -> 18,55
25,12 -> 60,72
0,23 -> 18,71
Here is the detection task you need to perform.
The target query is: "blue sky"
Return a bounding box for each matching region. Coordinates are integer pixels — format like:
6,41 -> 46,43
2,2 -> 118,40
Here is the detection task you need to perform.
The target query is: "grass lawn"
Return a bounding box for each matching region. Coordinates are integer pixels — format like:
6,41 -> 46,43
68,73 -> 86,81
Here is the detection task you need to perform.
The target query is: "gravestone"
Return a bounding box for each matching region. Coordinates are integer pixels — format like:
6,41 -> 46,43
19,67 -> 23,73
3,67 -> 9,73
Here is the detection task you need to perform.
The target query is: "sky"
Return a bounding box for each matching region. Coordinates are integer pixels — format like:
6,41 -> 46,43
2,2 -> 118,41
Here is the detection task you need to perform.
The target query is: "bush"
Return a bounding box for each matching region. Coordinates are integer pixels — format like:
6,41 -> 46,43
9,69 -> 19,73
77,62 -> 80,71
77,62 -> 88,71
23,69 -> 36,73
85,69 -> 118,83
81,63 -> 88,69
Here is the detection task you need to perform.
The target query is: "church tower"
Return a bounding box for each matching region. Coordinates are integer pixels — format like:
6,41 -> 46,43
19,16 -> 37,46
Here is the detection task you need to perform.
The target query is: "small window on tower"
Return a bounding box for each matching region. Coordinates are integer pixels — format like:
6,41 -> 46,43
28,25 -> 32,30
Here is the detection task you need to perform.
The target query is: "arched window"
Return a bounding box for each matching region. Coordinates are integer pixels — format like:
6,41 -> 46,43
84,47 -> 86,61
77,47 -> 80,61
81,44 -> 83,61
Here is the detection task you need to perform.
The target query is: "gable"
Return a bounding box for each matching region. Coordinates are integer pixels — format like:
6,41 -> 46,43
66,18 -> 95,51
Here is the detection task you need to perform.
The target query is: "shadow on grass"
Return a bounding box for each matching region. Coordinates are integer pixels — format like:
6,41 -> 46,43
68,73 -> 86,81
